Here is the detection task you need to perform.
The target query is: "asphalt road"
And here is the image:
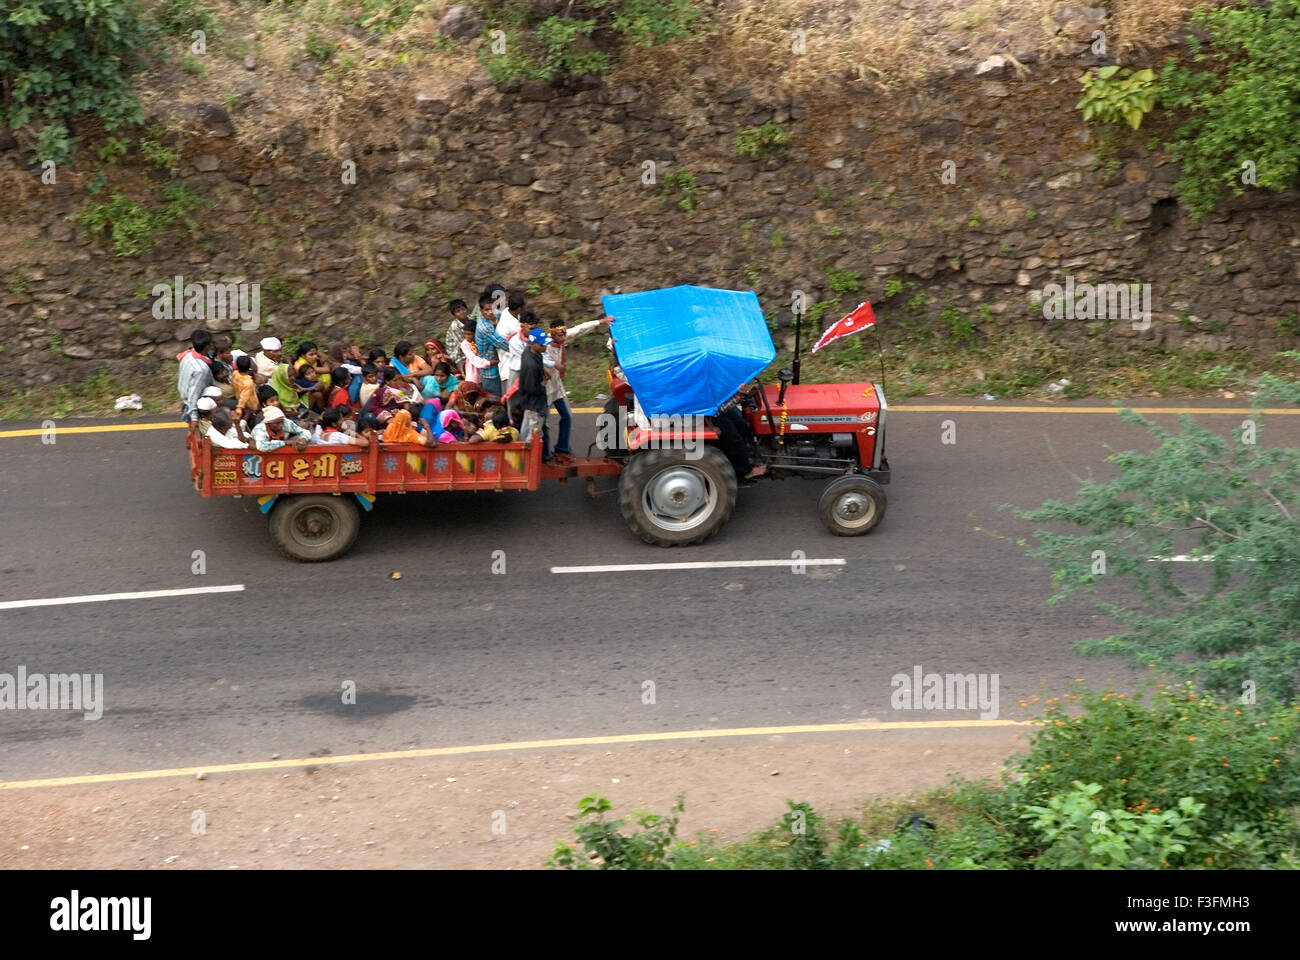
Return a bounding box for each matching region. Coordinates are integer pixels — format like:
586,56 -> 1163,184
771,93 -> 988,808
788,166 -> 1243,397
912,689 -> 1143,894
1,401 -> 1291,782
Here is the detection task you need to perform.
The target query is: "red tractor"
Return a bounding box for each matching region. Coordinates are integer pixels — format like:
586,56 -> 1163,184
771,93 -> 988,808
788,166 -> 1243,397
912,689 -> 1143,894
597,286 -> 890,546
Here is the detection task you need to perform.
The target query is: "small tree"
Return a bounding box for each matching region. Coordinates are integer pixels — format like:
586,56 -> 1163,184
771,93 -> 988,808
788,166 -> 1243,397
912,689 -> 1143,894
0,0 -> 149,164
1014,376 -> 1300,701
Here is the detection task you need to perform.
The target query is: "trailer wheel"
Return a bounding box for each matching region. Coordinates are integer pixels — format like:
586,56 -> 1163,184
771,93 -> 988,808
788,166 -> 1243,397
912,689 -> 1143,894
818,474 -> 886,536
269,494 -> 362,561
618,447 -> 737,546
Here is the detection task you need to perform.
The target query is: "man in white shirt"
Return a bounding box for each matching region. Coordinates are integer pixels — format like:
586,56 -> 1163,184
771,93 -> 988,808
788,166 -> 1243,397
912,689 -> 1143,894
495,291 -> 526,392
253,337 -> 282,383
207,409 -> 249,449
544,317 -> 605,462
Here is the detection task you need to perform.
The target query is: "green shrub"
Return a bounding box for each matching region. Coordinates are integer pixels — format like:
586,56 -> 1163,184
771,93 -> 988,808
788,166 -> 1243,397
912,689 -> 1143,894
0,0 -> 149,164
96,136 -> 128,164
825,267 -> 860,295
551,687 -> 1300,869
734,120 -> 790,160
996,687 -> 1300,868
304,33 -> 337,62
659,169 -> 698,213
481,30 -> 536,84
481,16 -> 606,82
152,0 -> 217,37
1077,65 -> 1158,130
605,0 -> 699,46
548,792 -> 683,869
79,182 -> 210,256
1021,782 -> 1204,870
140,136 -> 180,171
1014,380 -> 1300,701
534,16 -> 608,80
1159,0 -> 1300,219
941,303 -> 974,345
480,0 -> 698,83
79,193 -> 155,256
33,123 -> 73,166
347,0 -> 420,36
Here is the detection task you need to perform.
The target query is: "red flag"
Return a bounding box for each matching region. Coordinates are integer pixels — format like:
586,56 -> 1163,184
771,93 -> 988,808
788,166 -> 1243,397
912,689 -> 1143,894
810,301 -> 876,354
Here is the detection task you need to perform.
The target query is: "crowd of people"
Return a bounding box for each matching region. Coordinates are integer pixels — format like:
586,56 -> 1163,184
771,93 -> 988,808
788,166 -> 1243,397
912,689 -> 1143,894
178,283 -> 608,462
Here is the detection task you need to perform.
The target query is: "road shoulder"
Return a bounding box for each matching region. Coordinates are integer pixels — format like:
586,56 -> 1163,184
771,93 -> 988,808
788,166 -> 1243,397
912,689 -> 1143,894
0,726 -> 1027,869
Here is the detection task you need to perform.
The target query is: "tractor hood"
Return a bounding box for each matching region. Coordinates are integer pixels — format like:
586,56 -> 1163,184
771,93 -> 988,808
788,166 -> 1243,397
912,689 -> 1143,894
602,285 -> 776,416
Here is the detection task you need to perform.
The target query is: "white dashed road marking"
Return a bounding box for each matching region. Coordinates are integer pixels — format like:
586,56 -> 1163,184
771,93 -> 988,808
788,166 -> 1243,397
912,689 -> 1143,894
551,559 -> 845,573
0,584 -> 246,611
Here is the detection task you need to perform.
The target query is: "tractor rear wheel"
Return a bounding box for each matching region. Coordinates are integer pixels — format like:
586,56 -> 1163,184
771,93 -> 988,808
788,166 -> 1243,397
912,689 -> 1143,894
818,474 -> 886,536
618,447 -> 737,546
269,494 -> 362,561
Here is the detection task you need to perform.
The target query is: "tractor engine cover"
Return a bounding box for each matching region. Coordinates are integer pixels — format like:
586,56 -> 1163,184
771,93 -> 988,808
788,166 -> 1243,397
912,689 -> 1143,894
747,382 -> 887,474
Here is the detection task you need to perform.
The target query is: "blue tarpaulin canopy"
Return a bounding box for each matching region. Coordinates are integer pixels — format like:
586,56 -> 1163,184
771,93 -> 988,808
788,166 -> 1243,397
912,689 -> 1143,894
602,285 -> 776,416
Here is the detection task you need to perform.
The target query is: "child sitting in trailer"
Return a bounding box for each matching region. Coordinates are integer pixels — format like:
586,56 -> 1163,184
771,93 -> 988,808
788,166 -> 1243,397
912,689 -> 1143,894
327,367 -> 356,412
232,355 -> 260,426
466,407 -> 519,443
293,364 -> 329,415
459,324 -> 492,387
391,340 -> 432,379
313,405 -> 372,447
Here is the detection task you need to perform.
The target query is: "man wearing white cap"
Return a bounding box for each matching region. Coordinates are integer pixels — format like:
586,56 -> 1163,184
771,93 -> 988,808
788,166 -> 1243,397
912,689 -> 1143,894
250,405 -> 312,453
194,395 -> 219,437
253,337 -> 282,384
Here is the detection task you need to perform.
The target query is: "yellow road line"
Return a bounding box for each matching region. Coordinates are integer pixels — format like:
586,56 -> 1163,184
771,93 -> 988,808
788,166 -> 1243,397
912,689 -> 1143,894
0,422 -> 185,438
2,405 -> 1293,440
0,719 -> 1029,791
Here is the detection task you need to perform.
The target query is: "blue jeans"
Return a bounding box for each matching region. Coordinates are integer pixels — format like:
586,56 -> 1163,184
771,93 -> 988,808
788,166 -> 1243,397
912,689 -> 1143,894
480,373 -> 501,396
551,397 -> 572,454
520,409 -> 551,460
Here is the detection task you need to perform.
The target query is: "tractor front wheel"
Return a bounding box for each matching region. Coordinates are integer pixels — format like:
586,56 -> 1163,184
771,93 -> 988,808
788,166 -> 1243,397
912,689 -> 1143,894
818,474 -> 886,536
269,494 -> 362,561
618,447 -> 737,546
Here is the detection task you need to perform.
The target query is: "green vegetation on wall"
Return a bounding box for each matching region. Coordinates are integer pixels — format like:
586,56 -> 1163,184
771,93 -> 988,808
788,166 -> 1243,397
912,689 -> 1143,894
1159,0 -> 1300,219
477,0 -> 701,84
0,0 -> 150,164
